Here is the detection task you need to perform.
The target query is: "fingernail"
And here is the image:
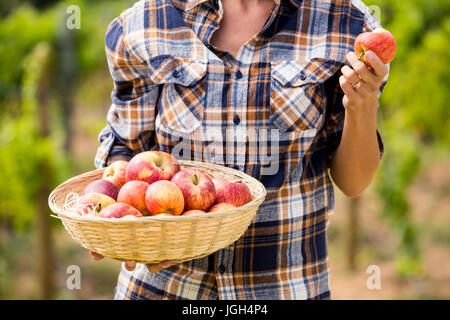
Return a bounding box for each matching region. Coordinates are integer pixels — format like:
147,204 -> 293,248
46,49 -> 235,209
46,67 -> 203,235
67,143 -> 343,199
125,261 -> 136,271
162,261 -> 171,268
365,51 -> 375,60
89,251 -> 103,261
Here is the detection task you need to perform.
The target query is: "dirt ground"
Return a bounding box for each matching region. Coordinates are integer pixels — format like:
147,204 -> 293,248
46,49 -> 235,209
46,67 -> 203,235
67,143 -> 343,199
328,161 -> 450,300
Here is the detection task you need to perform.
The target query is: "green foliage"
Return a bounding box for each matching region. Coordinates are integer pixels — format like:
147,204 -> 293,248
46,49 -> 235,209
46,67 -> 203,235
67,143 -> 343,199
0,43 -> 70,230
69,0 -> 136,73
0,1 -> 138,232
0,4 -> 57,110
367,0 -> 450,277
375,132 -> 423,277
367,0 -> 450,144
0,0 -> 135,114
0,1 -> 136,232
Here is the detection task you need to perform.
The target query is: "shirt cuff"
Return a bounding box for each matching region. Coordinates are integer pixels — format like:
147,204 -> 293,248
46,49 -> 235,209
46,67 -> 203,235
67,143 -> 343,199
94,127 -> 133,168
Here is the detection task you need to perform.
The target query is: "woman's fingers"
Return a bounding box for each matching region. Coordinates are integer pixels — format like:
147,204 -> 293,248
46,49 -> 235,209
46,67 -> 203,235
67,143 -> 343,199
89,250 -> 172,273
339,75 -> 359,101
89,251 -> 104,261
364,51 -> 389,79
146,260 -> 176,273
124,261 -> 137,271
341,65 -> 361,87
346,52 -> 380,91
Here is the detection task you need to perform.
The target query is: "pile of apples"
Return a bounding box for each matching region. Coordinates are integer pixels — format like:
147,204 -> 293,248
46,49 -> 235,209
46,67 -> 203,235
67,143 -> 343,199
75,151 -> 252,218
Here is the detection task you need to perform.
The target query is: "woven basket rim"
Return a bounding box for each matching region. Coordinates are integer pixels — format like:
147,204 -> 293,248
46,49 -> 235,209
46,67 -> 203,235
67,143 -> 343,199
49,159 -> 267,222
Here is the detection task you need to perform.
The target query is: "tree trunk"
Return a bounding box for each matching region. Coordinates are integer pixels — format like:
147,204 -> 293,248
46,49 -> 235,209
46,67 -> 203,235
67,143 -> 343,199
36,49 -> 54,300
58,21 -> 76,155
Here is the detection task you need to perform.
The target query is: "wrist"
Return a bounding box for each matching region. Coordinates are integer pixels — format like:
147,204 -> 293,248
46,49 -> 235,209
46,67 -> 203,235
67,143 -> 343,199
345,101 -> 378,128
106,155 -> 131,166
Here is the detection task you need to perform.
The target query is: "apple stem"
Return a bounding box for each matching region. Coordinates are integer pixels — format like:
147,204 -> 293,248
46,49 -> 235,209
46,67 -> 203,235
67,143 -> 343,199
193,174 -> 198,185
358,48 -> 366,61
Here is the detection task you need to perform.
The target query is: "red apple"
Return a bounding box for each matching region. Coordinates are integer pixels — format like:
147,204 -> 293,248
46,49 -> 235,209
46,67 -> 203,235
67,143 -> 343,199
126,151 -> 180,184
202,171 -> 215,180
76,192 -> 116,216
98,203 -> 143,218
208,203 -> 236,213
171,168 -> 216,211
354,28 -> 397,65
82,179 -> 120,200
117,180 -> 150,215
212,177 -> 252,207
102,160 -> 128,188
183,209 -> 206,216
145,180 -> 185,216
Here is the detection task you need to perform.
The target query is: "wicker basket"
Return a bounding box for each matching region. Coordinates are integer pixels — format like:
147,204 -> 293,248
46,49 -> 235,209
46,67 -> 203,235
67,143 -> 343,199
48,160 -> 267,264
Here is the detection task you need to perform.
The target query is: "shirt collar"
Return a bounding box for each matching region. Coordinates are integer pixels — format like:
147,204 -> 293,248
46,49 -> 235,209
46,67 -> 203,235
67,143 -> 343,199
184,0 -> 303,12
185,0 -> 212,12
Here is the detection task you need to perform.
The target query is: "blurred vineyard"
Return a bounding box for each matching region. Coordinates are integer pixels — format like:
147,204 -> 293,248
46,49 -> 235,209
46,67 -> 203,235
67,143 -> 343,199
0,0 -> 449,299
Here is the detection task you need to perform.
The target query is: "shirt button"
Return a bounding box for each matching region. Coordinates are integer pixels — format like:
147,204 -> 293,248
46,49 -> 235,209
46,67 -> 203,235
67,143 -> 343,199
235,70 -> 243,79
233,115 -> 241,125
173,70 -> 180,78
218,265 -> 226,274
300,71 -> 307,81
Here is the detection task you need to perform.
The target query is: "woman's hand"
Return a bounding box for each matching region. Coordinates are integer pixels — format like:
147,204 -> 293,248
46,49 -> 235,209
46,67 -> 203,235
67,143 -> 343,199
330,50 -> 389,198
89,251 -> 177,273
339,50 -> 389,114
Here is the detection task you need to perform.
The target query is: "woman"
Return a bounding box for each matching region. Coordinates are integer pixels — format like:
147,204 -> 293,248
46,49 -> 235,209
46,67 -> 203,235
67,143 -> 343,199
92,0 -> 389,299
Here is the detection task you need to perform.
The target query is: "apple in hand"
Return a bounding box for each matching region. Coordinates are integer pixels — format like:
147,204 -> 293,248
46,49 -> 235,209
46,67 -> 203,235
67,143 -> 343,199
171,168 -> 216,211
354,28 -> 397,66
82,179 -> 120,200
183,209 -> 206,216
126,151 -> 180,184
212,177 -> 252,207
98,203 -> 143,218
102,161 -> 128,188
117,181 -> 150,215
145,180 -> 185,216
208,203 -> 236,213
76,192 -> 116,216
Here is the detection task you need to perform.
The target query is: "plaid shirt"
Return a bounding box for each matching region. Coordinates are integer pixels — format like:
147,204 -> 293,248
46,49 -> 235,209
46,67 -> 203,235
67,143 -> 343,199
95,0 -> 386,300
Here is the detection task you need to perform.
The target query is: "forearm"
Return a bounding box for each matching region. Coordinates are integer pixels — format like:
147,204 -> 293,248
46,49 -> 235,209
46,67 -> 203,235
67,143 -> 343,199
329,50 -> 388,197
95,16 -> 158,168
330,105 -> 380,198
107,143 -> 134,165
96,127 -> 154,167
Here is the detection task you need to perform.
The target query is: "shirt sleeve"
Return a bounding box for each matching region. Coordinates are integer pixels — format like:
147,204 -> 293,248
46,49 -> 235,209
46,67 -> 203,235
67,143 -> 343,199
323,9 -> 388,168
94,16 -> 159,168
